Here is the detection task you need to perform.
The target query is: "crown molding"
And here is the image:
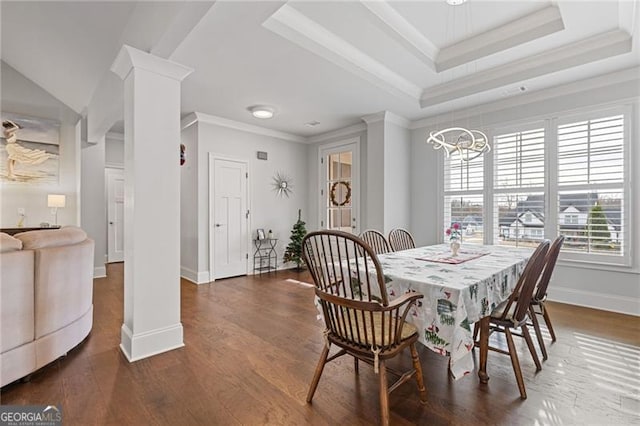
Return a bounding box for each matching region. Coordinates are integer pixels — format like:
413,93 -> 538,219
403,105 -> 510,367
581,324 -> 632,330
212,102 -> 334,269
361,111 -> 387,125
361,111 -> 410,128
421,29 -> 632,108
360,1 -> 437,70
111,45 -> 193,82
182,112 -> 307,143
263,4 -> 421,102
306,122 -> 367,144
106,132 -> 124,141
436,5 -> 564,72
410,66 -> 640,129
385,111 -> 410,128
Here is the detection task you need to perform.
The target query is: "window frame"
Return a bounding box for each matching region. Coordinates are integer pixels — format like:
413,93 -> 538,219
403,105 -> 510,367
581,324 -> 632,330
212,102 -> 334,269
552,106 -> 631,266
439,105 -> 632,267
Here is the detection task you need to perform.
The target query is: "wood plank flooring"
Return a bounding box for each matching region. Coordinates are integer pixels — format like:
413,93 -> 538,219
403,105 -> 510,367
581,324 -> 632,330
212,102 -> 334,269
1,263 -> 639,425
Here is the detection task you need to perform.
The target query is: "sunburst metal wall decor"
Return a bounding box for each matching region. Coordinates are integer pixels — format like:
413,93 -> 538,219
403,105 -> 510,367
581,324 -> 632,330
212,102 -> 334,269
272,172 -> 293,197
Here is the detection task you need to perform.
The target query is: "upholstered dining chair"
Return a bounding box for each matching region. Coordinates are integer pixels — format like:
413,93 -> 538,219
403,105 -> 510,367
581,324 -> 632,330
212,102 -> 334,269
388,228 -> 416,252
360,229 -> 391,255
302,230 -> 427,426
529,235 -> 564,360
475,240 -> 550,399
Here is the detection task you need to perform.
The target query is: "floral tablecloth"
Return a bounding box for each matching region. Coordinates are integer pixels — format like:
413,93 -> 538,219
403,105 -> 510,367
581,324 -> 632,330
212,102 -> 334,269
377,244 -> 532,379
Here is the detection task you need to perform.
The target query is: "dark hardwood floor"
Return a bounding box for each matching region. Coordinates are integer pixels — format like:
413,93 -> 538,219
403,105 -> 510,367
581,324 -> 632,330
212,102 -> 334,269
2,263 -> 639,425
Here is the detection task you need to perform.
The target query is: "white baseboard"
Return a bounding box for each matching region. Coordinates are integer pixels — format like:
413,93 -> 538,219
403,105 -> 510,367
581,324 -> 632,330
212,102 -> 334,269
94,266 -> 106,278
548,286 -> 640,317
180,266 -> 210,284
120,323 -> 184,362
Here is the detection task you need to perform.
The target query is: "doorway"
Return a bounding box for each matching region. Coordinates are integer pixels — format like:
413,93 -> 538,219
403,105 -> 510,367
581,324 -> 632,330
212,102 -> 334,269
319,138 -> 360,233
209,155 -> 249,280
106,167 -> 124,263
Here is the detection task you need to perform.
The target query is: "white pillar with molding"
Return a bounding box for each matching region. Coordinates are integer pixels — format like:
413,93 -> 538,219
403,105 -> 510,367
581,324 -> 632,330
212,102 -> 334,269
111,45 -> 193,361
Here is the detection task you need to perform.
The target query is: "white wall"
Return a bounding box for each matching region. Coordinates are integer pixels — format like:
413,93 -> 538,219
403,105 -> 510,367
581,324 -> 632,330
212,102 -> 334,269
410,129 -> 440,247
410,75 -> 640,315
1,61 -> 81,228
180,115 -> 310,282
383,121 -> 411,233
365,120 -> 385,232
180,122 -> 199,280
105,133 -> 124,166
80,138 -> 107,277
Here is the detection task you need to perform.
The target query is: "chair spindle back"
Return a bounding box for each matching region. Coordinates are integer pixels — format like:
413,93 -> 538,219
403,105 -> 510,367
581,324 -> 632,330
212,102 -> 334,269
388,228 -> 416,252
360,229 -> 391,255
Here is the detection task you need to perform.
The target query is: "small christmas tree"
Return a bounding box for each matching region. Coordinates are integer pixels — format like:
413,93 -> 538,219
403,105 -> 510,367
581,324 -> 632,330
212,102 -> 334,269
283,209 -> 307,270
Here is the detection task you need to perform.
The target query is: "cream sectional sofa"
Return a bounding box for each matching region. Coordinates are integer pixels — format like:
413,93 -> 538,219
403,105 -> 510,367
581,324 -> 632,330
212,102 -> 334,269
0,226 -> 94,387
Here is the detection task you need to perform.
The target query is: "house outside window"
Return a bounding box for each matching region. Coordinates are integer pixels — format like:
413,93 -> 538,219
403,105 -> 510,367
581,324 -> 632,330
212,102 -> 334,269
442,106 -> 630,266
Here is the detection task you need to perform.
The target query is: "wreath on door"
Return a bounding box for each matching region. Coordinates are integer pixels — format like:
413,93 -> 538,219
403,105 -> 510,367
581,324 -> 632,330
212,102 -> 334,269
330,181 -> 352,206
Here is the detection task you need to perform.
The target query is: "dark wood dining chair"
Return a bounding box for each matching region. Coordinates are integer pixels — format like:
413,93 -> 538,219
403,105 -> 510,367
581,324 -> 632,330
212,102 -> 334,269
388,228 -> 416,252
302,230 -> 427,426
529,235 -> 564,360
360,229 -> 391,255
475,240 -> 550,399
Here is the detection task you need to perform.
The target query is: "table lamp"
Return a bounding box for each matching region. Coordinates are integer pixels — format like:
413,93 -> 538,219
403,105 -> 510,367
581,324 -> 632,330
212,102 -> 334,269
47,194 -> 66,226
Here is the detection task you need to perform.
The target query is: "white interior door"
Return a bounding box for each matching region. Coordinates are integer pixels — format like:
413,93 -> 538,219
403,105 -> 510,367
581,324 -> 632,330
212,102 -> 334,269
210,157 -> 249,280
106,168 -> 125,263
319,139 -> 360,233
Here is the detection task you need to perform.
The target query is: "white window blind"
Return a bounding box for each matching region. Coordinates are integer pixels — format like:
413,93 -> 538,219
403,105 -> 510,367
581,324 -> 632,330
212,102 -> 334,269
493,127 -> 545,248
557,114 -> 625,257
444,152 -> 484,244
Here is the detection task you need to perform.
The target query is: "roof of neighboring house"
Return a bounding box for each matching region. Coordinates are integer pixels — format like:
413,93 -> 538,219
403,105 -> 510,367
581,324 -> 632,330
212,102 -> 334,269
498,193 -> 622,229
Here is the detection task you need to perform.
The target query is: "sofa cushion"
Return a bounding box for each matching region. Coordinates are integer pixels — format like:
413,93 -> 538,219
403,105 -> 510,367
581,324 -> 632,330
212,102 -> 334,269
0,233 -> 23,253
16,226 -> 87,250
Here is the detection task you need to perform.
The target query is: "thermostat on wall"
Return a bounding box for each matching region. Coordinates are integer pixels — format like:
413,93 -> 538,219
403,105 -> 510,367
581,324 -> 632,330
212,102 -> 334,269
257,151 -> 268,160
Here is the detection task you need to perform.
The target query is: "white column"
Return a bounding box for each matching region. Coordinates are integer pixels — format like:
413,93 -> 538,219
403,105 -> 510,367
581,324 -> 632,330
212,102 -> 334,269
111,45 -> 193,361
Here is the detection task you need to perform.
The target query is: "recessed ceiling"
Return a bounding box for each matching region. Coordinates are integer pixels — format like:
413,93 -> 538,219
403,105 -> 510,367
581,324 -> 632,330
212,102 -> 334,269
1,1 -> 639,139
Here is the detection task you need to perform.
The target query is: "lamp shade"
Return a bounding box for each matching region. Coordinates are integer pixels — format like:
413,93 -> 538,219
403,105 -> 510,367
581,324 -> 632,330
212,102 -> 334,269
47,194 -> 66,208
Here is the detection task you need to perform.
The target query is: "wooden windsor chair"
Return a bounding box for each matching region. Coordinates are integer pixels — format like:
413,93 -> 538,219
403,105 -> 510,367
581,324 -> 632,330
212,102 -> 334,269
302,230 -> 427,426
360,229 -> 391,255
388,228 -> 416,252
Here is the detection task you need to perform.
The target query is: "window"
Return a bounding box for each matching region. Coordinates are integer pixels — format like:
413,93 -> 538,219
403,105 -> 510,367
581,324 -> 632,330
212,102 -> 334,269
564,214 -> 579,225
441,106 -> 630,265
493,126 -> 545,248
443,150 -> 484,244
557,113 -> 625,259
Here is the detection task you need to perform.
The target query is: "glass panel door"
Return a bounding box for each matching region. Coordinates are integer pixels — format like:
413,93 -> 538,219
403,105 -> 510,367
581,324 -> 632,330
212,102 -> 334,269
320,141 -> 359,233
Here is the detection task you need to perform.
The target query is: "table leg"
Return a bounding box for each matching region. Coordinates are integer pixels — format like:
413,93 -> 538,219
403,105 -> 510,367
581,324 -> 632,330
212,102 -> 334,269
478,316 -> 490,384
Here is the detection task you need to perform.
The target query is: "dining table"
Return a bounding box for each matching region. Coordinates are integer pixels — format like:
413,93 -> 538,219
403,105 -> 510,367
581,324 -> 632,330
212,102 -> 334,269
374,243 -> 533,380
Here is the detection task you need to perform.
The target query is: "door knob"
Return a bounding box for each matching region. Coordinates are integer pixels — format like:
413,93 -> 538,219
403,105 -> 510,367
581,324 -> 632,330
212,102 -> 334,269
109,221 -> 114,225
215,223 -> 223,227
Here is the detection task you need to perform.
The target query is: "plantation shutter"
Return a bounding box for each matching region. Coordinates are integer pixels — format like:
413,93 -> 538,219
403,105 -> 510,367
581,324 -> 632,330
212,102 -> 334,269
443,150 -> 484,244
557,114 -> 625,256
492,127 -> 546,247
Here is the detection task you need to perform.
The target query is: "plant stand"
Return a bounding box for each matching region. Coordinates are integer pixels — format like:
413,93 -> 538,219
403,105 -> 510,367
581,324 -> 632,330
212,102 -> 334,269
253,238 -> 277,274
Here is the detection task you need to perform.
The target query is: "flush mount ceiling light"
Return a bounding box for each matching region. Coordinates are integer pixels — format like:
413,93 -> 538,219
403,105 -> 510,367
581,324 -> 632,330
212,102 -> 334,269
446,0 -> 467,5
248,105 -> 275,119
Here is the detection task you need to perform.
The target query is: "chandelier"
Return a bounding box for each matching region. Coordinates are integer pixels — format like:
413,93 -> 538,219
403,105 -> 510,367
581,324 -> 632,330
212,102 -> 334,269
426,127 -> 490,162
426,0 -> 490,163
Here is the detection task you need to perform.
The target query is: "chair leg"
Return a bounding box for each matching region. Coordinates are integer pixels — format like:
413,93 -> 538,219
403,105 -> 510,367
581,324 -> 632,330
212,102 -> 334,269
478,317 -> 490,384
306,344 -> 330,403
354,358 -> 359,374
410,343 -> 428,404
379,360 -> 390,426
542,303 -> 557,342
522,324 -> 542,371
529,305 -> 548,361
505,328 -> 527,399
472,321 -> 480,343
